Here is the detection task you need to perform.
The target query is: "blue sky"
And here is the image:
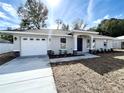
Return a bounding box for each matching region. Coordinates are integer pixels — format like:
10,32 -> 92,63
0,0 -> 124,30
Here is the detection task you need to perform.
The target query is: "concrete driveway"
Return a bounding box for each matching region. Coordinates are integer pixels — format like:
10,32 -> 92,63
0,56 -> 57,93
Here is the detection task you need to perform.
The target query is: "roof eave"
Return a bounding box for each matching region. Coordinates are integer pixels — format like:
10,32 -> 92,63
70,30 -> 99,35
0,31 -> 72,37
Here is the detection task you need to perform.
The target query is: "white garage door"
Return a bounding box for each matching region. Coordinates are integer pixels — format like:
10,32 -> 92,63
21,37 -> 47,56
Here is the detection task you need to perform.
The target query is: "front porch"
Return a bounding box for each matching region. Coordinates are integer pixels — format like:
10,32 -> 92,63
73,33 -> 94,55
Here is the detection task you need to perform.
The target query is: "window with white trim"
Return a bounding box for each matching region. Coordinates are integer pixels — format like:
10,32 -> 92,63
60,38 -> 66,49
93,39 -> 96,48
87,39 -> 90,48
23,38 -> 27,40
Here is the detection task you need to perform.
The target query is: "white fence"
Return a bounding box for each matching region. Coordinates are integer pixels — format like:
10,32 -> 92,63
0,43 -> 14,54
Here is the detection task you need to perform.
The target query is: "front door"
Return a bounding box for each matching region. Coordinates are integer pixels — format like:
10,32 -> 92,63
77,38 -> 83,51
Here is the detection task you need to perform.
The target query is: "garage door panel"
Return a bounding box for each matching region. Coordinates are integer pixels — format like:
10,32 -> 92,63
21,37 -> 47,56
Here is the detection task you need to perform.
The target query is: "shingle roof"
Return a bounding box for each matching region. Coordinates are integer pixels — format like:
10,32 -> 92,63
0,29 -> 72,36
116,36 -> 124,39
93,35 -> 114,39
0,29 -> 106,37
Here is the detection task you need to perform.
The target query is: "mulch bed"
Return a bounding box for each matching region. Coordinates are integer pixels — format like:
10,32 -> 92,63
0,52 -> 16,65
49,54 -> 84,59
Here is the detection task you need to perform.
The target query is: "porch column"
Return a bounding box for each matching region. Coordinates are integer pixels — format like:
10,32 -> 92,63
47,36 -> 52,55
90,35 -> 94,50
48,37 -> 51,50
73,34 -> 77,55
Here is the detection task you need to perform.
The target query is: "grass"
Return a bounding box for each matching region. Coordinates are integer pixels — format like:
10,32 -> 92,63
51,51 -> 124,93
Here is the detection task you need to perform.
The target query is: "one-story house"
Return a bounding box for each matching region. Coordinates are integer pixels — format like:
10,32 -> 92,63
0,29 -> 114,56
113,36 -> 124,49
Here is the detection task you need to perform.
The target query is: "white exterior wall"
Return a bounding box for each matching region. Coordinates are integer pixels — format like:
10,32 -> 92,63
13,35 -> 48,52
13,35 -> 73,55
0,43 -> 13,54
12,34 -> 115,56
13,35 -> 21,51
95,39 -> 104,49
83,37 -> 89,52
107,40 -> 113,49
50,36 -> 73,54
66,37 -> 74,53
95,39 -> 113,50
113,40 -> 122,49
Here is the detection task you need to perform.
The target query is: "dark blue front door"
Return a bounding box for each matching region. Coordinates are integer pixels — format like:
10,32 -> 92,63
77,38 -> 83,51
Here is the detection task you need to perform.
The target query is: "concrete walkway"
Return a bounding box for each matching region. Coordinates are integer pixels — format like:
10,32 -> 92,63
0,56 -> 57,93
50,53 -> 99,63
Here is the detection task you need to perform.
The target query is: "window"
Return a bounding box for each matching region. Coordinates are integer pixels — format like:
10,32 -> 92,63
42,39 -> 45,41
93,39 -> 95,42
30,38 -> 34,40
36,38 -> 40,41
23,38 -> 27,40
93,39 -> 96,48
60,38 -> 66,49
61,38 -> 66,43
87,39 -> 90,48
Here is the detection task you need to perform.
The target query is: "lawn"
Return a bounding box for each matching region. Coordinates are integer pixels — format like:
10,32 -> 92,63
51,51 -> 124,93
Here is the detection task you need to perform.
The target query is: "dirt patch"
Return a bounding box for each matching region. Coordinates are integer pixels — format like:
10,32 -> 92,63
0,52 -> 16,65
52,51 -> 124,93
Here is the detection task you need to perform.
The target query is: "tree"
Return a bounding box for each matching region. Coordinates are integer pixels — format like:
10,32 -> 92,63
72,19 -> 86,30
18,0 -> 48,30
7,27 -> 12,30
20,19 -> 30,30
55,19 -> 63,29
96,18 -> 124,37
0,33 -> 13,43
89,26 -> 97,31
62,24 -> 69,31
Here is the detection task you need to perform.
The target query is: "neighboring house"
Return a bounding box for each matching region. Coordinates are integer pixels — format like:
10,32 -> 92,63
0,38 -> 10,43
113,36 -> 124,49
0,38 -> 13,54
0,29 -> 114,56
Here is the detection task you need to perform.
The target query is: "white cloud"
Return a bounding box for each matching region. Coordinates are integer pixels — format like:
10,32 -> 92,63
115,14 -> 122,18
49,23 -> 63,29
0,11 -> 10,20
46,0 -> 61,8
93,19 -> 102,24
0,20 -> 19,28
87,0 -> 94,22
93,14 -> 110,25
0,2 -> 17,18
0,2 -> 20,29
49,24 -> 57,29
93,14 -> 123,25
103,14 -> 110,19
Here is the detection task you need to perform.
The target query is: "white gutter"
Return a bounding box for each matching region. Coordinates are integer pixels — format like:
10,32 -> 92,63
71,30 -> 99,35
